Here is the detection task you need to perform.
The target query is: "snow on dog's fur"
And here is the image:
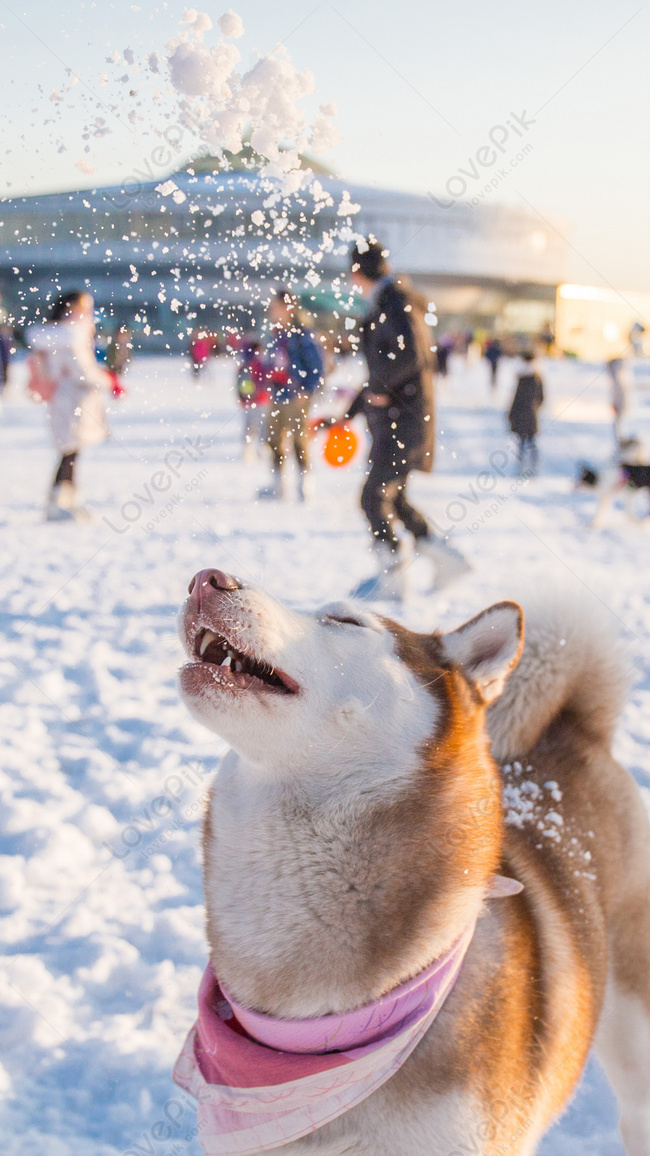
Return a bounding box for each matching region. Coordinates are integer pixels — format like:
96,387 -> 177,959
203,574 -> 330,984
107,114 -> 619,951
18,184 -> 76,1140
178,569 -> 650,1155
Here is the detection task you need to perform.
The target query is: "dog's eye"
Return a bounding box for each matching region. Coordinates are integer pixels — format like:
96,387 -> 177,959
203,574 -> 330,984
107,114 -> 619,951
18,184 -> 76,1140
325,614 -> 367,628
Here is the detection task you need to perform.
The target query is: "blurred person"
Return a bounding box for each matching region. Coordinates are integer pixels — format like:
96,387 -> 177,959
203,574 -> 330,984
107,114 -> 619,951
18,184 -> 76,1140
629,321 -> 645,356
259,289 -> 323,502
28,290 -> 112,521
0,323 -> 11,396
483,336 -> 502,391
0,294 -> 12,397
189,327 -> 214,376
508,350 -> 544,475
237,336 -> 271,462
344,239 -> 470,600
539,321 -> 555,355
435,334 -> 452,379
106,324 -> 133,375
606,358 -> 627,443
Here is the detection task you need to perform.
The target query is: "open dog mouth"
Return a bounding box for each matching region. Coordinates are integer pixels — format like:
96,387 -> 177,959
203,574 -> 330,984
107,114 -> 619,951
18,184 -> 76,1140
191,628 -> 300,696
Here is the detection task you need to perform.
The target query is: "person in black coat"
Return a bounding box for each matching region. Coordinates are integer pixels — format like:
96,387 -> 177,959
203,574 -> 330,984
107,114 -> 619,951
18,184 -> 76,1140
483,337 -> 502,391
508,351 -> 544,474
343,240 -> 469,600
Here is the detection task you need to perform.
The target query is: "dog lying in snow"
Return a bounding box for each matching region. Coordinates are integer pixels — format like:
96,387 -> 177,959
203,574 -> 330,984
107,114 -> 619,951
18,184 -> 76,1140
577,436 -> 650,527
174,569 -> 650,1156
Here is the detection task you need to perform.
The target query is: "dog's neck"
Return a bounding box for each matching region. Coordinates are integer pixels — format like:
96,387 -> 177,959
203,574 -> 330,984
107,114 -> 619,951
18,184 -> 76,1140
203,736 -> 502,1019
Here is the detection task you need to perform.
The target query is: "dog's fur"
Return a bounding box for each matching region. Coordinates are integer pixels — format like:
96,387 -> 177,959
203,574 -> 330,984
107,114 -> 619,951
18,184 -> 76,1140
577,436 -> 650,527
178,575 -> 650,1155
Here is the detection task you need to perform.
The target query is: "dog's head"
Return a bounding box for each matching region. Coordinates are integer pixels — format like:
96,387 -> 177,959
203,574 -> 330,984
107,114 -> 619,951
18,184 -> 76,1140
178,569 -> 524,776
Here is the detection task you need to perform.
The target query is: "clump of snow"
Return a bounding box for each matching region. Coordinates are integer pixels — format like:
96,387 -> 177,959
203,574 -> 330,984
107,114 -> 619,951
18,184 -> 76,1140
217,8 -> 244,38
337,191 -> 361,216
311,106 -> 341,155
503,775 -> 541,828
163,9 -> 340,193
156,179 -> 187,204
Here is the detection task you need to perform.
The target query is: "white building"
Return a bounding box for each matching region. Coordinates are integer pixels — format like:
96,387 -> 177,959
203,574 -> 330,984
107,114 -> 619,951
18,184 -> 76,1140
0,160 -> 567,350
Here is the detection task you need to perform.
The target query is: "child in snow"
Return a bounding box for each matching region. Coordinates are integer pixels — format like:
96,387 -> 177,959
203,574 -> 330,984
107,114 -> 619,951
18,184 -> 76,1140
259,289 -> 323,502
237,337 -> 270,462
508,351 -> 544,474
27,290 -> 112,521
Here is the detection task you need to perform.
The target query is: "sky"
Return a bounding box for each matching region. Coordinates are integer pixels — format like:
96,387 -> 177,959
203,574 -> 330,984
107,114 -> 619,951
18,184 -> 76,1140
0,0 -> 648,290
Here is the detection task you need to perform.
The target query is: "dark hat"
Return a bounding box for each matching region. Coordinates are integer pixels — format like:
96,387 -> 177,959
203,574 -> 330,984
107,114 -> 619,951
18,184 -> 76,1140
350,239 -> 388,281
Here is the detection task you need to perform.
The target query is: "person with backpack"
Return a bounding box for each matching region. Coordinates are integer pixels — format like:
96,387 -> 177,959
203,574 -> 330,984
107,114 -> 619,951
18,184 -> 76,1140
236,336 -> 271,462
508,350 -> 544,474
27,290 -> 112,521
259,289 -> 323,502
341,240 -> 470,601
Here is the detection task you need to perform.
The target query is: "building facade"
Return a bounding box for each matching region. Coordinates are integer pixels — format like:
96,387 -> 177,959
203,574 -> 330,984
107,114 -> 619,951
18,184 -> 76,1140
0,164 -> 567,350
555,283 -> 650,361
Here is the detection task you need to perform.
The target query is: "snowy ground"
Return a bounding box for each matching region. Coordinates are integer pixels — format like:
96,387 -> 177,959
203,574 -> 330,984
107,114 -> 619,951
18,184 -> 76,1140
1,350 -> 650,1155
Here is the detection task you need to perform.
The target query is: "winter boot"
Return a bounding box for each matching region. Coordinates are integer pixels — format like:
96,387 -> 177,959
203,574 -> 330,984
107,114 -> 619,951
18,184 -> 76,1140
350,542 -> 406,603
46,481 -> 80,522
296,469 -> 311,503
258,467 -> 286,501
416,537 -> 471,592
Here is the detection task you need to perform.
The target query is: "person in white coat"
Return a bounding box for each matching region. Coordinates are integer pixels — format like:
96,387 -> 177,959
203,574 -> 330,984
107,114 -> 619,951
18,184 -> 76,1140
28,291 -> 111,521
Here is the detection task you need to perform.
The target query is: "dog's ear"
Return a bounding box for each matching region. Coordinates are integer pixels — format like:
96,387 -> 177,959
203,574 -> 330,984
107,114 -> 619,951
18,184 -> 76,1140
441,601 -> 523,703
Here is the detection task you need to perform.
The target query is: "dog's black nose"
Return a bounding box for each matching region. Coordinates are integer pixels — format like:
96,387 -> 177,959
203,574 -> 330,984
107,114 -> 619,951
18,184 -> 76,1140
188,569 -> 243,599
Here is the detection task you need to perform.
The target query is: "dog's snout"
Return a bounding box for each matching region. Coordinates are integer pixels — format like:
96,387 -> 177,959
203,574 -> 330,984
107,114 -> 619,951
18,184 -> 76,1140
188,569 -> 243,601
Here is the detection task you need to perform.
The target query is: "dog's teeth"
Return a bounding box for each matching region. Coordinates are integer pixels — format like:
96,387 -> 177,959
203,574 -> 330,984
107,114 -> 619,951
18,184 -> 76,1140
234,659 -> 243,673
222,654 -> 232,667
200,630 -> 217,656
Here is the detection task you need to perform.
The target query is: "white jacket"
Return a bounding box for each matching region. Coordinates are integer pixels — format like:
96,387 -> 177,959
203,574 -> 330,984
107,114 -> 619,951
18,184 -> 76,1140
28,319 -> 111,455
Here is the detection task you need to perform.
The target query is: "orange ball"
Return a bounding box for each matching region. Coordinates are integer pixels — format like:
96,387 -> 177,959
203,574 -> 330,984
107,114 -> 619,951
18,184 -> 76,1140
323,423 -> 358,467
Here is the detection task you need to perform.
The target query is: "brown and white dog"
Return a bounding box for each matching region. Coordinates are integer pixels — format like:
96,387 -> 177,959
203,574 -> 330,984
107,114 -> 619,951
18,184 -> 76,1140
178,568 -> 650,1155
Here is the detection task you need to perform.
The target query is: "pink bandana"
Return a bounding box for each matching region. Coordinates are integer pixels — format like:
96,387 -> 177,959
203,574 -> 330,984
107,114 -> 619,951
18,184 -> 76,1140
173,920 -> 476,1155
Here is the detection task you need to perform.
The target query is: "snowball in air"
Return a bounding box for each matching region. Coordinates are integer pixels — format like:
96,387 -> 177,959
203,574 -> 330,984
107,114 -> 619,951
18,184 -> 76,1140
218,9 -> 244,37
337,191 -> 361,216
182,10 -> 213,37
